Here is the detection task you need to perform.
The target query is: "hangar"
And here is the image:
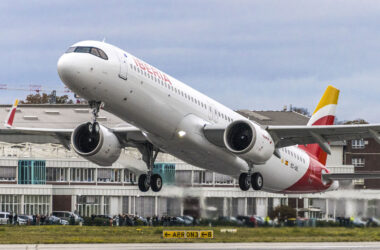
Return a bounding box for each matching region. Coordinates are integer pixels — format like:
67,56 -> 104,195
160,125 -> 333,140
0,103 -> 377,219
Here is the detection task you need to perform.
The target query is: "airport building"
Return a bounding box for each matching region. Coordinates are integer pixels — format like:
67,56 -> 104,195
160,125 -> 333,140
0,104 -> 378,219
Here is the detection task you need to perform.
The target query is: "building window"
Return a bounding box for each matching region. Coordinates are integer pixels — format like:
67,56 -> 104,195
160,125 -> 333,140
0,195 -> 20,214
353,179 -> 364,185
352,158 -> 365,167
0,166 -> 16,181
77,196 -> 101,217
352,139 -> 365,149
47,167 -> 69,182
214,173 -> 233,185
24,195 -> 50,215
124,170 -> 136,184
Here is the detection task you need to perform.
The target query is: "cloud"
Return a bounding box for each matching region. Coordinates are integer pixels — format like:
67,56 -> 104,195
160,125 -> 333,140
0,0 -> 380,122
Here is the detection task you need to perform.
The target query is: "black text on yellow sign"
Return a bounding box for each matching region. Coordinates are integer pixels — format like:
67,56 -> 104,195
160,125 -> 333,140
163,230 -> 213,239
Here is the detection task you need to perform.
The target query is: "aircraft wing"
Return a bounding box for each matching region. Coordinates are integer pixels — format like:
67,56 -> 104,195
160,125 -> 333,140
323,172 -> 380,181
0,126 -> 146,149
204,123 -> 380,154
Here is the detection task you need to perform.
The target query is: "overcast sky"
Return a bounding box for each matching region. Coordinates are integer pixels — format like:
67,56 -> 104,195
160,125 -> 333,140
1,0 -> 380,122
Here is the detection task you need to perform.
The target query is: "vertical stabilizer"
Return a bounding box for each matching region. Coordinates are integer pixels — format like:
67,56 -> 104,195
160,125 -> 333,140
4,99 -> 19,128
300,86 -> 340,165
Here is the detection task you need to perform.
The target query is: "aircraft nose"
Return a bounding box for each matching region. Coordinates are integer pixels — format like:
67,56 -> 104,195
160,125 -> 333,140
57,54 -> 76,85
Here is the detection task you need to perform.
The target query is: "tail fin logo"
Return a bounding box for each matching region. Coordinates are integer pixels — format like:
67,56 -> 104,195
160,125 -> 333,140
5,99 -> 18,128
307,86 -> 339,126
300,86 -> 340,165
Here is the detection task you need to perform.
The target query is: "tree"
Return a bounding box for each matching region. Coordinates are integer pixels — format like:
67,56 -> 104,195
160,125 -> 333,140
343,119 -> 368,125
269,205 -> 296,222
291,106 -> 310,117
20,92 -> 73,104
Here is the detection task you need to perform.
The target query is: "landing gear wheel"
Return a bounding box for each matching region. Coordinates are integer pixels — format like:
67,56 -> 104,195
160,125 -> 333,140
88,122 -> 100,134
137,143 -> 161,192
251,172 -> 263,190
138,174 -> 150,192
151,174 -> 163,192
239,173 -> 251,191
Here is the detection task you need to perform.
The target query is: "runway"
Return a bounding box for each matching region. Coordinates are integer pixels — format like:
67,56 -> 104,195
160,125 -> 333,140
1,242 -> 380,250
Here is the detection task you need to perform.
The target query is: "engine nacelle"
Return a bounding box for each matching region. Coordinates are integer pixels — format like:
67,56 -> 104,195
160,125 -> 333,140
71,122 -> 121,166
223,120 -> 275,164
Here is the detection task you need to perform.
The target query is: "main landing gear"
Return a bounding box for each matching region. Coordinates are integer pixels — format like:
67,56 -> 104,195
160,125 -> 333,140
239,171 -> 263,191
137,143 -> 163,192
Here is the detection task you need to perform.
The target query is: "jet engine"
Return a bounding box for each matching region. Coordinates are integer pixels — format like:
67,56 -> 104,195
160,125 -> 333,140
71,122 -> 121,166
223,120 -> 275,164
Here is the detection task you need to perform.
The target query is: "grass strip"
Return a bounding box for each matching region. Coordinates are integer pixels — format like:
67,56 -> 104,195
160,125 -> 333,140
0,226 -> 379,244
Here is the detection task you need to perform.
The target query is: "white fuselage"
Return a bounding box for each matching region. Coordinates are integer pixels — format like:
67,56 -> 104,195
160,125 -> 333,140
57,40 -> 331,193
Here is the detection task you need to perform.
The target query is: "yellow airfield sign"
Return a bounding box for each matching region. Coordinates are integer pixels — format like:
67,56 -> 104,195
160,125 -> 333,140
163,230 -> 213,239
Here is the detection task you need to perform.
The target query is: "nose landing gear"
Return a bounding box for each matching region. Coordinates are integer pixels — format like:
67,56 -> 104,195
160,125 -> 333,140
88,100 -> 102,134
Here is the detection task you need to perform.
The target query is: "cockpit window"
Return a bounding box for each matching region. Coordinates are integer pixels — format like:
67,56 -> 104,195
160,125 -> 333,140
65,46 -> 108,60
65,47 -> 75,53
75,47 -> 91,53
97,49 -> 108,60
90,48 -> 100,57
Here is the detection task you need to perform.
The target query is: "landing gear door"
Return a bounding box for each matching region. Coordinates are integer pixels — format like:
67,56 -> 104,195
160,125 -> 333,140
119,53 -> 128,80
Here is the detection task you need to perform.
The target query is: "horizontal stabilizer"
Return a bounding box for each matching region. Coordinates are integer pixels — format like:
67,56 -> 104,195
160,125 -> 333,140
323,172 -> 380,181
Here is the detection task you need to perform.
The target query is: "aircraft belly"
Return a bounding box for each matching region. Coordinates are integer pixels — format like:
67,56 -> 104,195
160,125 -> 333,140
258,154 -> 310,193
105,75 -> 181,140
163,134 -> 248,177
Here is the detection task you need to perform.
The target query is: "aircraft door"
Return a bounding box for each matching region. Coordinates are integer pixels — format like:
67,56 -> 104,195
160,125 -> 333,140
207,103 -> 213,121
208,103 -> 218,123
119,53 -> 128,80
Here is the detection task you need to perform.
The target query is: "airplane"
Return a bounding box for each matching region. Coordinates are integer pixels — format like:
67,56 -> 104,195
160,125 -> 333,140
2,40 -> 380,194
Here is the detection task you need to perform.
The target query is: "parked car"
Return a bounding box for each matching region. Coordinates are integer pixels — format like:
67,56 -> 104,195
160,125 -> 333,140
169,216 -> 187,226
52,211 -> 83,223
367,217 -> 380,227
17,215 -> 32,225
353,218 -> 366,227
48,215 -> 68,225
0,212 -> 9,225
179,216 -> 194,225
135,216 -> 148,225
218,216 -> 244,225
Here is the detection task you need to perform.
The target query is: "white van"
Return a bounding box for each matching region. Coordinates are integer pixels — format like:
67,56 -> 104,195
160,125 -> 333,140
52,211 -> 83,223
0,212 -> 9,224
